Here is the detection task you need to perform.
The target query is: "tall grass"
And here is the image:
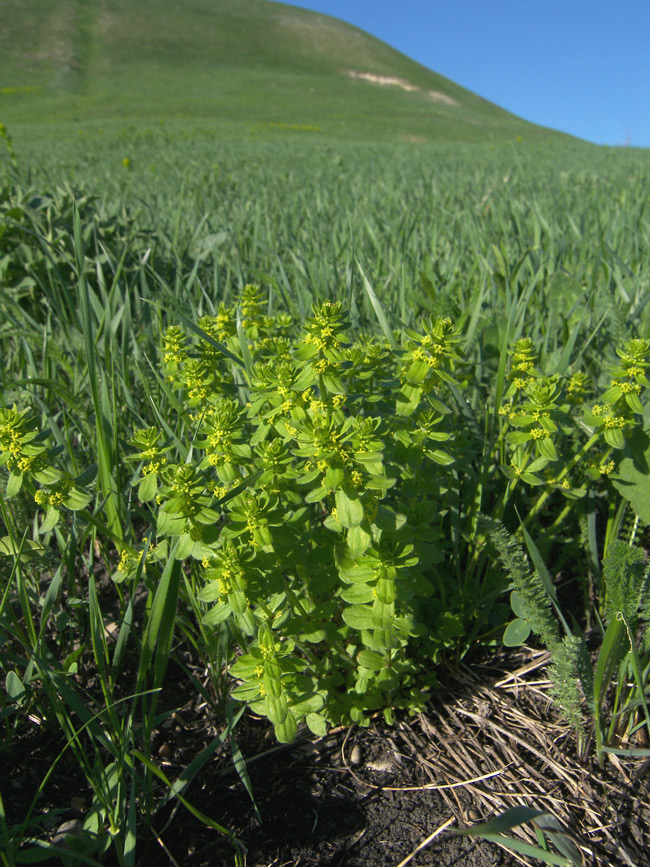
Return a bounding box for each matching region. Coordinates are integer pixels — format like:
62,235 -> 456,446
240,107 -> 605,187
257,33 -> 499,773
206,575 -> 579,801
2,127 -> 650,861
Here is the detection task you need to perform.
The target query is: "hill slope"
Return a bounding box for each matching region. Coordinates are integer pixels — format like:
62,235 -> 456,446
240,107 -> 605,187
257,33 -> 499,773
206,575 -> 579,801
0,0 -> 573,142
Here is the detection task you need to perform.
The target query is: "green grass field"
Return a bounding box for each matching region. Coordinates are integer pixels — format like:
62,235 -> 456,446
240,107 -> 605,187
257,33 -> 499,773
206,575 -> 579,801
1,0 -> 573,142
2,2 -> 650,864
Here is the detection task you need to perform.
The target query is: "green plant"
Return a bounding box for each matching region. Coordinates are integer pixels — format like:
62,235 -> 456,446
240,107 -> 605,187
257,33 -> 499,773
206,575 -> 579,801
4,125 -> 650,861
123,288 -> 488,740
489,518 -> 650,766
457,806 -> 584,866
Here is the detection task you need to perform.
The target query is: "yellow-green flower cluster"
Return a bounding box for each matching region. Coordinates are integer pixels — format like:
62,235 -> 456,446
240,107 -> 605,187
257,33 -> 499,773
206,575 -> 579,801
181,359 -> 213,405
162,325 -> 187,383
401,316 -> 463,389
301,299 -> 346,352
240,284 -> 266,329
504,337 -> 540,396
128,427 -> 169,474
199,305 -> 236,345
199,398 -> 248,471
116,544 -> 158,579
33,473 -> 73,507
566,371 -> 590,403
0,405 -> 47,475
202,541 -> 248,600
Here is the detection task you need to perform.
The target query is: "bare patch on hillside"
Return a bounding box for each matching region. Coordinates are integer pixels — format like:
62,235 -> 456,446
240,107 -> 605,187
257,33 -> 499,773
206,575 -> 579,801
345,70 -> 460,106
427,90 -> 459,106
346,70 -> 418,92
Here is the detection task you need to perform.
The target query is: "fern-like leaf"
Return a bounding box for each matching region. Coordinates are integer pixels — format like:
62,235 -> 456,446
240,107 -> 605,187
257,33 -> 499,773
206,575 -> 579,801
481,515 -> 560,651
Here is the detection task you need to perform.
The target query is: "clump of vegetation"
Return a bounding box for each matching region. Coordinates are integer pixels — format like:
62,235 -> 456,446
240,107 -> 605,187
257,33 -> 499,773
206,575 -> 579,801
2,126 -> 650,862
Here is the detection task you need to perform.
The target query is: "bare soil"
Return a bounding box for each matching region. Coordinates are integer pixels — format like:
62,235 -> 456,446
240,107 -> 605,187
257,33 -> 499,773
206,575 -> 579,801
3,647 -> 648,867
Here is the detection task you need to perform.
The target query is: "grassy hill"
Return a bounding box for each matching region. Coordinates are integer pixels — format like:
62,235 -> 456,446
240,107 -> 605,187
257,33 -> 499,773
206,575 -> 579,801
0,0 -> 575,142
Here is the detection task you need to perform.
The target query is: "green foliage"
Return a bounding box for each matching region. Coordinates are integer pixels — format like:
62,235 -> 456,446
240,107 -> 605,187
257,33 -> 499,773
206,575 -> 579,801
0,0 -> 568,143
481,516 -> 559,650
0,405 -> 93,530
458,806 -> 583,866
490,524 -> 650,765
126,291 -> 475,737
603,540 -> 649,623
3,124 -> 650,858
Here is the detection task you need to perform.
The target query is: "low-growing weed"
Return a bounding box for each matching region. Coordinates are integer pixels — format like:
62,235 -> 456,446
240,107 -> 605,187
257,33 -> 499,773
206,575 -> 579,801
6,282 -> 647,749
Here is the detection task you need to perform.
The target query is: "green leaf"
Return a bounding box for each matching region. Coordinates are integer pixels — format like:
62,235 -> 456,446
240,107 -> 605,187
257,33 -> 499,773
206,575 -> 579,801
32,466 -> 62,485
457,806 -> 550,837
6,470 -> 23,498
520,521 -> 572,637
274,713 -> 298,743
357,259 -> 398,350
604,427 -> 625,449
503,618 -> 531,646
202,601 -> 231,627
340,584 -> 375,604
295,342 -> 318,361
510,590 -> 528,619
305,712 -> 328,737
228,590 -> 248,616
611,428 -> 650,523
64,488 -> 92,510
175,533 -> 195,560
625,392 -> 644,414
342,605 -> 375,630
372,599 -> 395,630
230,654 -> 261,679
157,508 -> 185,536
357,650 -> 385,671
507,431 -> 532,445
6,671 -> 26,702
427,448 -> 454,466
405,358 -> 429,384
76,463 -> 98,486
375,578 -> 396,604
0,535 -> 45,560
305,486 -> 328,503
40,506 -> 60,532
347,524 -> 371,558
335,547 -> 376,582
335,488 -> 364,528
290,693 -> 325,715
139,472 -> 158,502
396,384 -> 422,417
266,694 -> 289,725
537,437 -> 558,460
527,456 -> 550,473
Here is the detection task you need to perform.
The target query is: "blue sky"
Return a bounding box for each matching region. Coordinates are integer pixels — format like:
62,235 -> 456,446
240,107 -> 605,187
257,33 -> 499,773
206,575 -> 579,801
278,0 -> 650,147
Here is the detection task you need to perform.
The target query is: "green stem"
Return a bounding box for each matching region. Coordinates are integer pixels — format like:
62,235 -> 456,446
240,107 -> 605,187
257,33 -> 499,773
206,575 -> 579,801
525,432 -> 600,527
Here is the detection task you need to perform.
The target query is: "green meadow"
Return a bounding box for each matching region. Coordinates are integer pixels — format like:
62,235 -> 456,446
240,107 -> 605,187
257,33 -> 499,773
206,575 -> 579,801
2,1 -> 650,864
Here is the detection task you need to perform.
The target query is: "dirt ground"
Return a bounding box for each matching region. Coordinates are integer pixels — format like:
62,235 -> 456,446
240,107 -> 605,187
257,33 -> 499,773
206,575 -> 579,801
5,647 -> 648,867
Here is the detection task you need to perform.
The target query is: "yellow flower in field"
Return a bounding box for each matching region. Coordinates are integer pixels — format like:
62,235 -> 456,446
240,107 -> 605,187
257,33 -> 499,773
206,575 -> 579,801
122,157 -> 132,169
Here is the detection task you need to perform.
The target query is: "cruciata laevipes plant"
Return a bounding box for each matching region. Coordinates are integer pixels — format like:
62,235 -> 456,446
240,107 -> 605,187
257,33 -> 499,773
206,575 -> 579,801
118,290 -> 650,742
121,285 -> 473,741
487,336 -> 650,763
7,283 -> 650,745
